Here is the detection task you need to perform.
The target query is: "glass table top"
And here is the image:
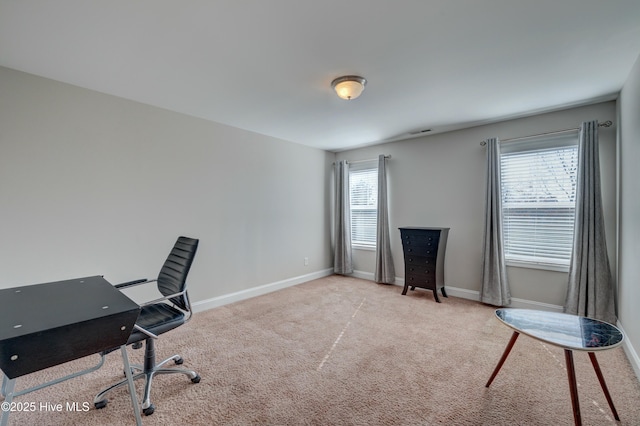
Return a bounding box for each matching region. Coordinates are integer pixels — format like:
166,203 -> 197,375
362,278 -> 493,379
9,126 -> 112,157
495,309 -> 624,351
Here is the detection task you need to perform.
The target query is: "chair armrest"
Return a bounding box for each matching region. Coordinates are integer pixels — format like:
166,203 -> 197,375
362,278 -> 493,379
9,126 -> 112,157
114,278 -> 152,289
139,290 -> 187,307
134,324 -> 158,339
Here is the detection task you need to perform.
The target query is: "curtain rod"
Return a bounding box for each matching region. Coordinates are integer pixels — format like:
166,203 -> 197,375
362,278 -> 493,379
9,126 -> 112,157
479,120 -> 613,146
334,155 -> 391,165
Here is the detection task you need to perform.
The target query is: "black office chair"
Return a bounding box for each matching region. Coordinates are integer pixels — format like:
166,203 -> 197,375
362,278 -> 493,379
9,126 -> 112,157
94,236 -> 201,416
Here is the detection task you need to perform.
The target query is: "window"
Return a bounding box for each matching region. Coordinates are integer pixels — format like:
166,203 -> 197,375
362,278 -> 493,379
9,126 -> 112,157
349,161 -> 378,248
500,133 -> 578,270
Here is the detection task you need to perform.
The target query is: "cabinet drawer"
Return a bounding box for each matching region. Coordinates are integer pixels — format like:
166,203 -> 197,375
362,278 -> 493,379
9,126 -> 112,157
405,274 -> 435,288
406,265 -> 436,279
401,230 -> 440,240
403,231 -> 439,240
404,255 -> 436,265
401,237 -> 439,250
404,245 -> 437,257
401,231 -> 440,248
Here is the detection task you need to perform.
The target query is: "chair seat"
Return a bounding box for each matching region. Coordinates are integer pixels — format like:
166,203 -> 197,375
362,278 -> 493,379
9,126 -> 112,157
127,304 -> 185,344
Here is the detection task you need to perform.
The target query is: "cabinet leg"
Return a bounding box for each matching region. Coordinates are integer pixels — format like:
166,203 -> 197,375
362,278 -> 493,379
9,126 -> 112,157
441,287 -> 448,298
432,289 -> 441,303
401,284 -> 408,295
410,286 -> 415,291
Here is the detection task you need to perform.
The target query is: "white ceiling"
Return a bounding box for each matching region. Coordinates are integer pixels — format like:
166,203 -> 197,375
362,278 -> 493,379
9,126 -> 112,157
2,1 -> 640,152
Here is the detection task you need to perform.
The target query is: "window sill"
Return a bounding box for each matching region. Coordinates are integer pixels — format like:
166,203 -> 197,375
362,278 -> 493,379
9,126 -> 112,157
352,244 -> 376,252
506,259 -> 569,273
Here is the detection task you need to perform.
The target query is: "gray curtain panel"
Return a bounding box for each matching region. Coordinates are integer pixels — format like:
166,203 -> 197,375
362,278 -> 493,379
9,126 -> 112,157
375,155 -> 395,284
564,121 -> 616,324
334,160 -> 353,275
481,138 -> 511,306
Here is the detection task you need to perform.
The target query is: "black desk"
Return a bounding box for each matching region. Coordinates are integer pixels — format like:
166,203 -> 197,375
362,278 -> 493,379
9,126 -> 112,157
0,276 -> 141,425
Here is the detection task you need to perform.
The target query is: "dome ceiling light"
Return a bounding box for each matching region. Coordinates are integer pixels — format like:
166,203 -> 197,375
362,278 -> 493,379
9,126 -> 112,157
331,75 -> 367,100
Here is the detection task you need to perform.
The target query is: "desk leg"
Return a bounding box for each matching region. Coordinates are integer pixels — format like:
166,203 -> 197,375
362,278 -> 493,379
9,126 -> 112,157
588,352 -> 620,420
121,346 -> 142,426
1,373 -> 6,397
564,349 -> 582,426
486,331 -> 519,387
6,354 -> 105,399
0,377 -> 16,426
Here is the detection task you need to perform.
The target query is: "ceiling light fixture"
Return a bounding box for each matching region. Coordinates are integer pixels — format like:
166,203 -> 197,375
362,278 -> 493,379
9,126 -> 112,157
331,75 -> 367,100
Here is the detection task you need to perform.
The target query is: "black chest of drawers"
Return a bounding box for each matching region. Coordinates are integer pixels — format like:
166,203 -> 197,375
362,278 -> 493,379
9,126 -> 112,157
399,227 -> 449,303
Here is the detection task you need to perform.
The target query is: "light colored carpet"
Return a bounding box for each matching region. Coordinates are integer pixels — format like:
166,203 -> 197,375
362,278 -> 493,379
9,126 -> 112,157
4,275 -> 640,425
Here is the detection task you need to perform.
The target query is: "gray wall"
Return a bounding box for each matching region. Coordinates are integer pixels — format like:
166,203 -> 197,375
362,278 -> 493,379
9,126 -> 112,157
0,66 -> 334,303
619,53 -> 640,377
336,101 -> 618,308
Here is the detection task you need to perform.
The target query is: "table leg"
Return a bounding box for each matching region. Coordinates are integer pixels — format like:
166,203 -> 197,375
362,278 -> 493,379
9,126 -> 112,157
564,349 -> 582,426
588,352 -> 620,421
0,377 -> 16,426
486,331 -> 519,387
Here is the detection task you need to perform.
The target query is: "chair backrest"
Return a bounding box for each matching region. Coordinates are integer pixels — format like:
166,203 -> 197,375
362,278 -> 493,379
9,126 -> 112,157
157,236 -> 199,311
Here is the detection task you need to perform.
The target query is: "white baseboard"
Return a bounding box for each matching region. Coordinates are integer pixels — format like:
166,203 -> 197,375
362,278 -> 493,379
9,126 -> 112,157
191,268 -> 333,313
350,270 -> 377,281
443,286 -> 481,301
508,297 -> 564,312
617,322 -> 640,382
351,270 -> 564,312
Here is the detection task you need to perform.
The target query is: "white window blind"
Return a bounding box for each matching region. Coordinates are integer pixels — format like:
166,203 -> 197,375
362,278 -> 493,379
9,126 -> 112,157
500,133 -> 578,269
349,161 -> 378,247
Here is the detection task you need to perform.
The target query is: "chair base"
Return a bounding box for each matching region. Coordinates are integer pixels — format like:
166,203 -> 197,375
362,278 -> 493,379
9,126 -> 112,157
94,340 -> 200,416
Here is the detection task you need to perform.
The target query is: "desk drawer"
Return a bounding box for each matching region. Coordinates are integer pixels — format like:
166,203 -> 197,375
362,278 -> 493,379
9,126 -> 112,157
0,310 -> 139,379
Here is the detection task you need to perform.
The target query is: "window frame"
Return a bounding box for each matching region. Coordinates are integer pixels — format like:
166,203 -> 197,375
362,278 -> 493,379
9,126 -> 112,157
348,160 -> 378,250
499,133 -> 579,272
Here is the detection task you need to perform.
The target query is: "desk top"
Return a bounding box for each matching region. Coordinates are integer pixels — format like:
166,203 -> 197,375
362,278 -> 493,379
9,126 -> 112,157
0,276 -> 138,340
0,276 -> 140,379
495,308 -> 624,352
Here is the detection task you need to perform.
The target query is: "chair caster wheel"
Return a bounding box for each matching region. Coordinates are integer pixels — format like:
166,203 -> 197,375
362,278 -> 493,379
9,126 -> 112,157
94,400 -> 107,409
132,342 -> 143,350
191,374 -> 201,384
143,404 -> 155,416
175,357 -> 184,365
